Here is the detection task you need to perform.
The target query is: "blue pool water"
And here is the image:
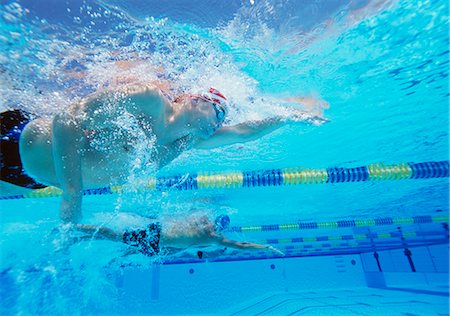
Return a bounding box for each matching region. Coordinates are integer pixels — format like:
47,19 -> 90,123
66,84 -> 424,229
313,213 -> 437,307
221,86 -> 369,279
0,0 -> 449,314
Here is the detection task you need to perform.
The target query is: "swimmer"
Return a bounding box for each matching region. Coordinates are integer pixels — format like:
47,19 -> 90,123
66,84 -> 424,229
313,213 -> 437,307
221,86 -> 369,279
1,84 -> 327,223
74,214 -> 285,257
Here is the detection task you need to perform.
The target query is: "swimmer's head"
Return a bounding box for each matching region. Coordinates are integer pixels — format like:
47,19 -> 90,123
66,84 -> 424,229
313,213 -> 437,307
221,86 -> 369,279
190,88 -> 228,136
174,87 -> 229,138
214,214 -> 231,232
193,87 -> 228,122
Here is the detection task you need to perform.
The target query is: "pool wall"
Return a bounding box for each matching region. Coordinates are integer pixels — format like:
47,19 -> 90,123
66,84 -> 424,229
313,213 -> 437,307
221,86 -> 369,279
112,243 -> 449,314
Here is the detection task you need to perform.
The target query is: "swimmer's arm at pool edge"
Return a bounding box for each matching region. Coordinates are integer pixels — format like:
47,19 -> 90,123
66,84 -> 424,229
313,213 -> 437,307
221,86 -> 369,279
213,235 -> 285,256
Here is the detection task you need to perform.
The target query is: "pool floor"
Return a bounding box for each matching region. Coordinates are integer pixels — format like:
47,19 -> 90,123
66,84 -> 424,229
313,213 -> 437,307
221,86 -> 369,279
112,248 -> 449,315
225,284 -> 449,315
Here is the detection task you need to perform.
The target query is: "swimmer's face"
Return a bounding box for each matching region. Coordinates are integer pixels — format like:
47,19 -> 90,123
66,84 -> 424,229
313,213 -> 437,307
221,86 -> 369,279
190,98 -> 225,139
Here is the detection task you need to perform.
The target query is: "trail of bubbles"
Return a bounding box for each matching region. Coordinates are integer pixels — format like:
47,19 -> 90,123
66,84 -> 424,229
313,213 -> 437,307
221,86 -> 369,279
0,220 -> 122,314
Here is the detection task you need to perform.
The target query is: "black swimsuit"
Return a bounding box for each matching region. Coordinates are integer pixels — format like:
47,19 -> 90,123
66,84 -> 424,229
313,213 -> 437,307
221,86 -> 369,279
0,110 -> 47,189
122,223 -> 162,256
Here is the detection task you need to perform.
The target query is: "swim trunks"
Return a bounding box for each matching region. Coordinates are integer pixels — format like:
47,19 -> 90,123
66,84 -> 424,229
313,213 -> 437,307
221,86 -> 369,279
122,223 -> 162,256
0,110 -> 47,189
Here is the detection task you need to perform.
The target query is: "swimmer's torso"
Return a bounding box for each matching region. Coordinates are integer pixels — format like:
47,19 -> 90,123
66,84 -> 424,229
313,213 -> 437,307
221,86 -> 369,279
161,219 -> 216,248
19,85 -> 182,188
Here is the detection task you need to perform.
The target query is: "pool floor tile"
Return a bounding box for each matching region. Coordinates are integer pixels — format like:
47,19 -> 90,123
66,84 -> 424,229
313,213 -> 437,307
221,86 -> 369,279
226,286 -> 449,315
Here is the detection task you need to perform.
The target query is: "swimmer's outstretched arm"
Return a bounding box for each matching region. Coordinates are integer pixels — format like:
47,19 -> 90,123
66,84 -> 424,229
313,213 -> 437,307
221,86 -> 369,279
193,117 -> 284,149
214,236 -> 284,256
194,115 -> 310,150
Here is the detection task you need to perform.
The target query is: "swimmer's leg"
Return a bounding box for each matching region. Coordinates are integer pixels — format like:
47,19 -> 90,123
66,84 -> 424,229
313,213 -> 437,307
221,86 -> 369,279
75,224 -> 123,242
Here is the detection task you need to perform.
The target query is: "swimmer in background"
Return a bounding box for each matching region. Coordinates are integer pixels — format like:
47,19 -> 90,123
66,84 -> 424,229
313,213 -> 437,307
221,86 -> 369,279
74,214 -> 285,258
1,82 -> 328,224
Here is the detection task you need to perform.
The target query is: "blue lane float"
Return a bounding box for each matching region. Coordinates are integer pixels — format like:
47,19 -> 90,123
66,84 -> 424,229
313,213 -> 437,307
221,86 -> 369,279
0,160 -> 448,200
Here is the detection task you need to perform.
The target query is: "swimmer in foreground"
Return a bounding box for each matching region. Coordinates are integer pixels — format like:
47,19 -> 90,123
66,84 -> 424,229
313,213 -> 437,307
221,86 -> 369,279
74,214 -> 285,257
1,84 -> 327,223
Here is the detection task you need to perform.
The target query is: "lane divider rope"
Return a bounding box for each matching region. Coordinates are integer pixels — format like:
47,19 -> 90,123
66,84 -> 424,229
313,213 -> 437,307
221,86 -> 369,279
229,215 -> 449,233
260,229 -> 449,245
1,160 -> 448,200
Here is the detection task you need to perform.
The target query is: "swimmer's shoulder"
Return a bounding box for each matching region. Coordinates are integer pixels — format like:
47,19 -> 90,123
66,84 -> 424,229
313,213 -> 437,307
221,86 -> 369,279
60,83 -> 172,127
82,83 -> 170,110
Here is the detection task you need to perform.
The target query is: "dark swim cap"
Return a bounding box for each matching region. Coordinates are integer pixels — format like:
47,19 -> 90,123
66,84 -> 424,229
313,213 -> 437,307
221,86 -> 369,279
214,214 -> 230,231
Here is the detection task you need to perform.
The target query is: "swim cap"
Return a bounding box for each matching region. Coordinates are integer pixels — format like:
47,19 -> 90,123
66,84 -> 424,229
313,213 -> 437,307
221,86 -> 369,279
190,87 -> 228,122
197,87 -> 229,112
214,214 -> 231,231
205,87 -> 228,106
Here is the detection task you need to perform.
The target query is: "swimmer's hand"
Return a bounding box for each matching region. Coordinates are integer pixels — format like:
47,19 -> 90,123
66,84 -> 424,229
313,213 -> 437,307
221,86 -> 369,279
290,109 -> 330,126
266,245 -> 285,256
285,96 -> 329,116
280,95 -> 330,126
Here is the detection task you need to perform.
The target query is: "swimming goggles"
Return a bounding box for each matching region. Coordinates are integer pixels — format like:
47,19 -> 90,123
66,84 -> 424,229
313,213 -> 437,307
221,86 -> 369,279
191,94 -> 226,122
